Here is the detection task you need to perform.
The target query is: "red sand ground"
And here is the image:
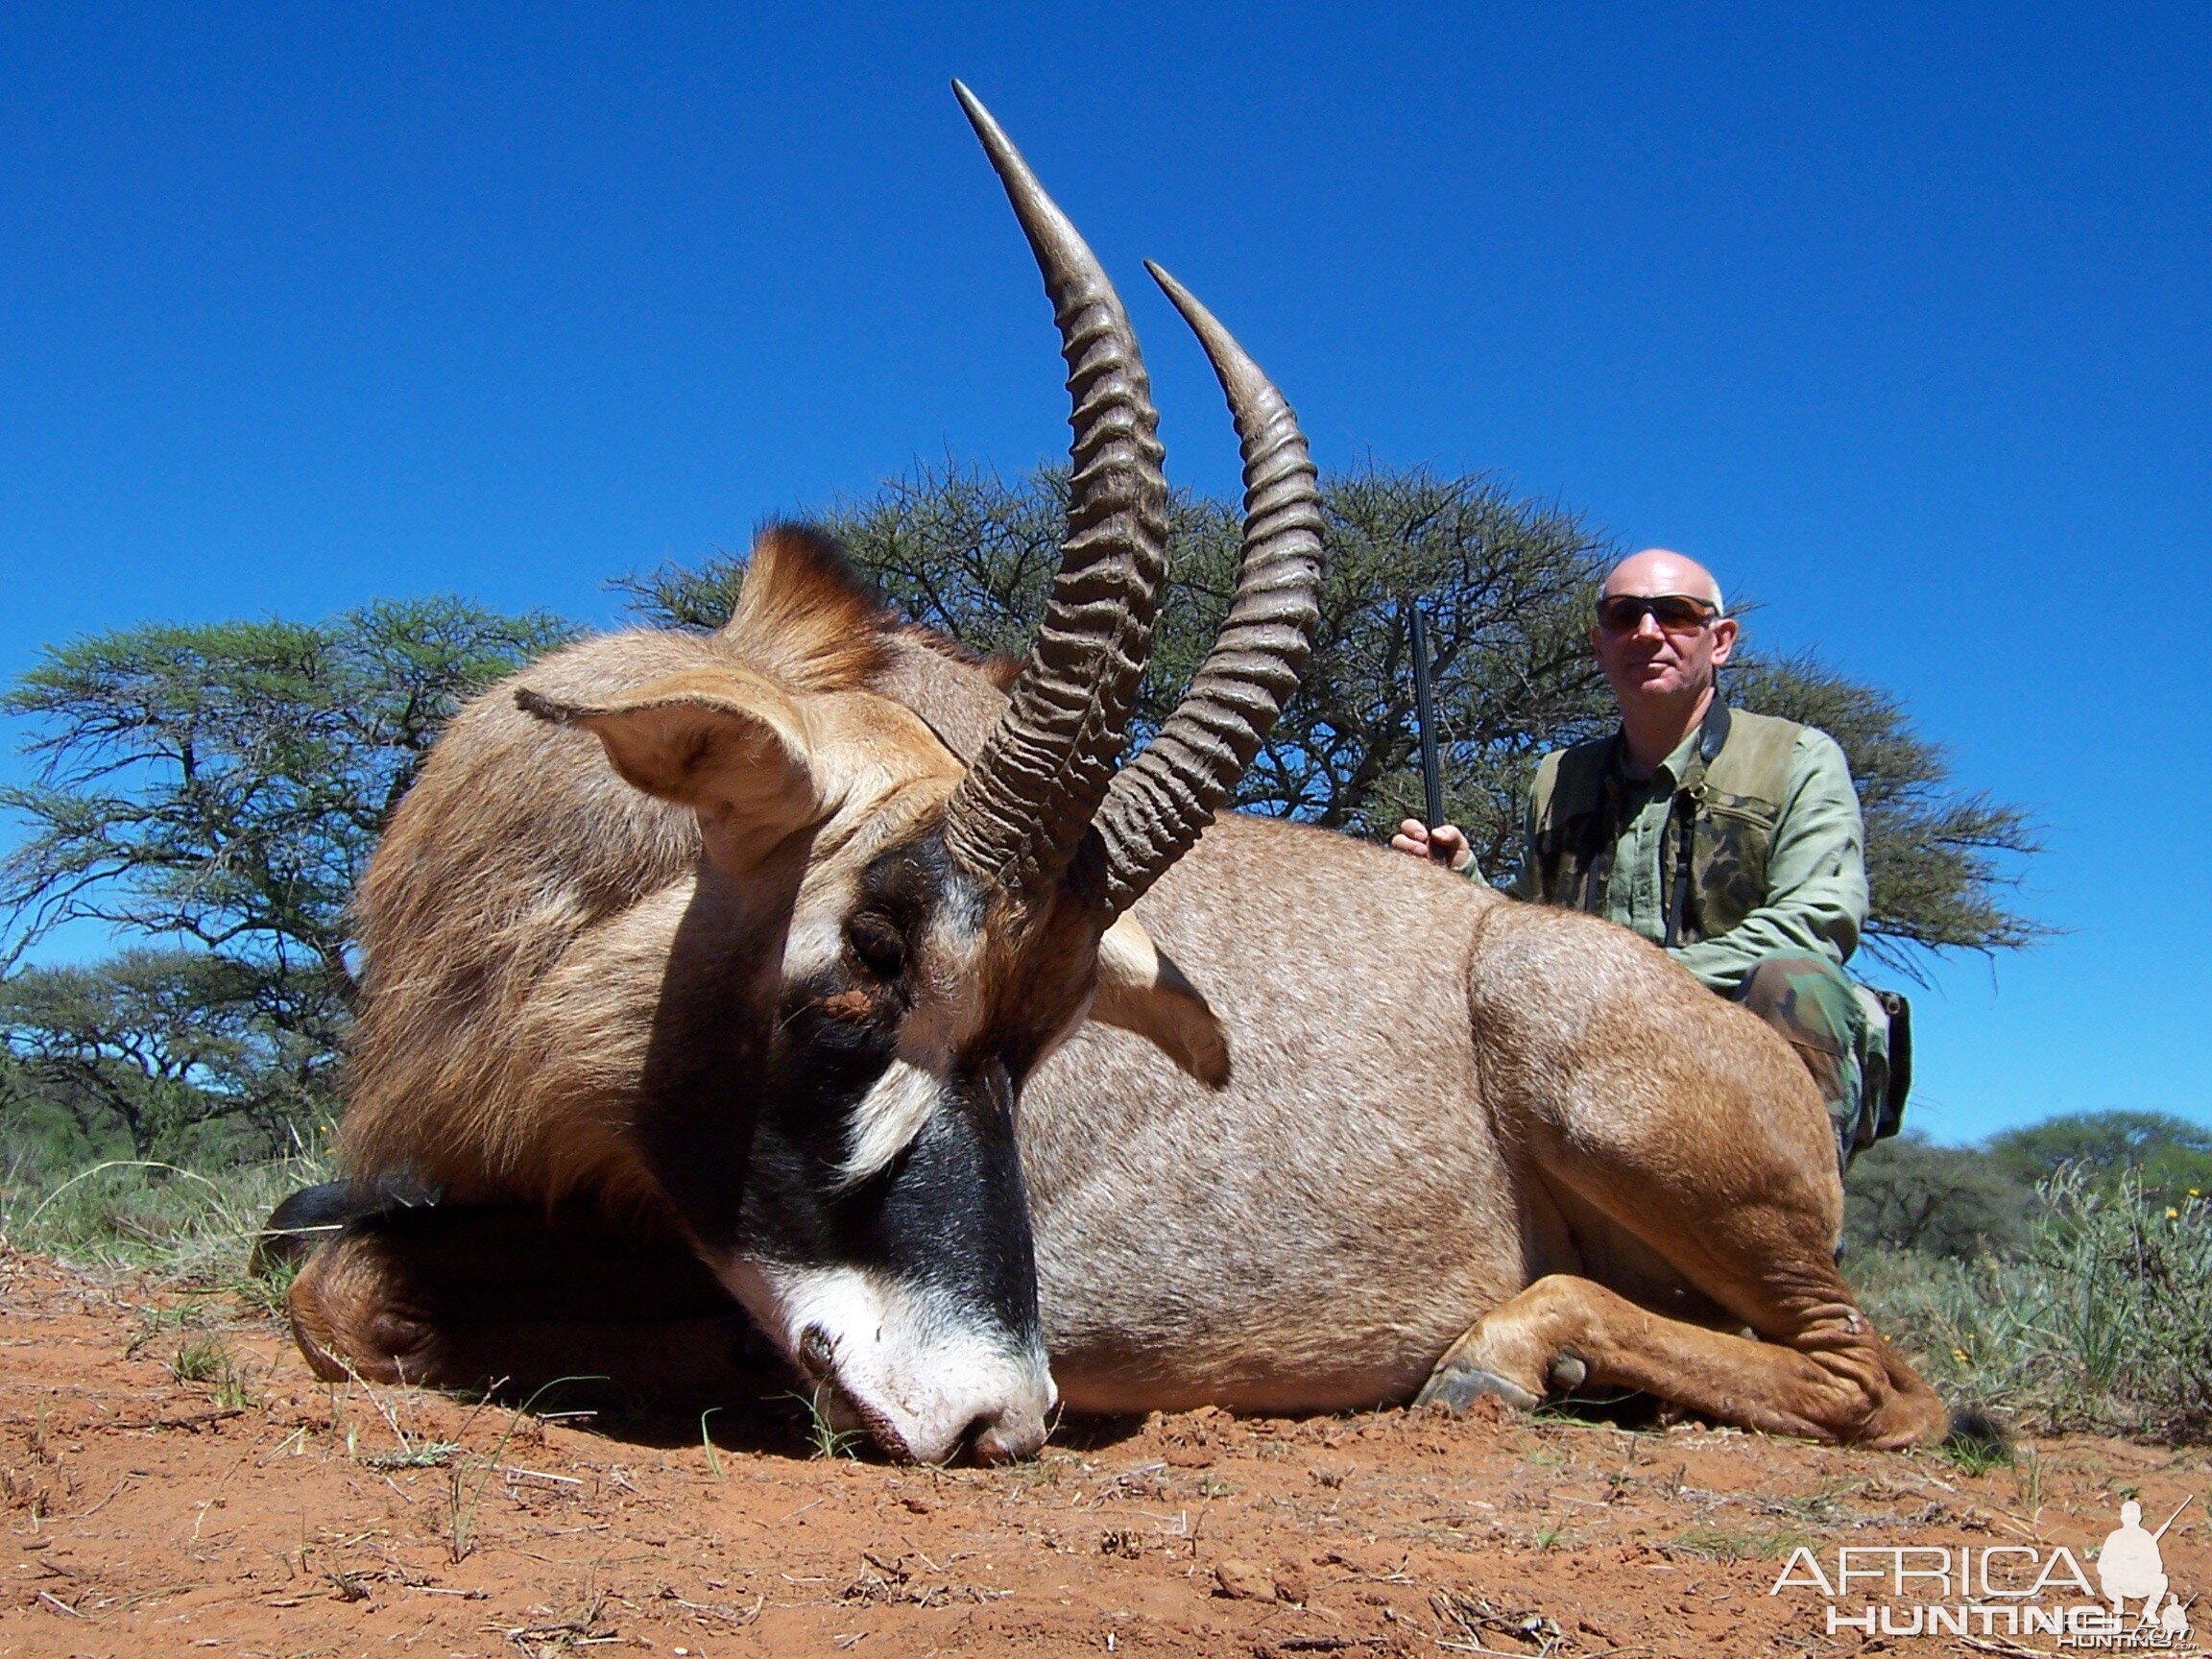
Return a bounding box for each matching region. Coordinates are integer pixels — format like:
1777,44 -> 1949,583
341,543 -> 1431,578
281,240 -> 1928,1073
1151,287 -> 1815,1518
3,1247 -> 2208,1658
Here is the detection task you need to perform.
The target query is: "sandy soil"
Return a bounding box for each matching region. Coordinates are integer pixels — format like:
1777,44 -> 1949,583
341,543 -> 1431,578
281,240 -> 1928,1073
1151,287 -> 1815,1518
3,1248 -> 2208,1659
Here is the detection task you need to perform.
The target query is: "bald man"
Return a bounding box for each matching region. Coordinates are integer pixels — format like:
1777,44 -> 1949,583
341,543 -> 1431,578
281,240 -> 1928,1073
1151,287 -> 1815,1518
1394,549 -> 1898,1170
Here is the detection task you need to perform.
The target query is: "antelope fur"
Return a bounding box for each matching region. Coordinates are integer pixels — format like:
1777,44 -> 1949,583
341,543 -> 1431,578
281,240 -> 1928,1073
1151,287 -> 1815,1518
297,79 -> 1946,1454
341,533 -> 1201,1218
328,533 -> 1945,1449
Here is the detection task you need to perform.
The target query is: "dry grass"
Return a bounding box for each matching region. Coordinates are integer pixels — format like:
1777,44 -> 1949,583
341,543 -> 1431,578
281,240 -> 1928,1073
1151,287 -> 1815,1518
1854,1168 -> 2212,1442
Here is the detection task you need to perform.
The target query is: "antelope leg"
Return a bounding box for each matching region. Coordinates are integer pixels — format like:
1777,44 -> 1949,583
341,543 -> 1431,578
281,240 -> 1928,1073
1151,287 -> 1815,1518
1417,1271 -> 1944,1447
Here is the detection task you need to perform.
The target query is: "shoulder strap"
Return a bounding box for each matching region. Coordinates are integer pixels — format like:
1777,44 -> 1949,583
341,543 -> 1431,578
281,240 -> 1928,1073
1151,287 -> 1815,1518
1527,734 -> 1619,909
1530,747 -> 1568,829
1664,699 -> 1735,946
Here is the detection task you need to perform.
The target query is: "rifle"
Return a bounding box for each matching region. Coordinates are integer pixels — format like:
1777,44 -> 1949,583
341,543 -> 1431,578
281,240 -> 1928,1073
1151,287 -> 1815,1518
2153,1494 -> 2195,1540
1409,606 -> 1448,862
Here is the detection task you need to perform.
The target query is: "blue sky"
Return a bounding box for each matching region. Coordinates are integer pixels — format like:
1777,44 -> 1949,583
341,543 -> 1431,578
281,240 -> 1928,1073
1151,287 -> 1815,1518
3,4 -> 2205,1144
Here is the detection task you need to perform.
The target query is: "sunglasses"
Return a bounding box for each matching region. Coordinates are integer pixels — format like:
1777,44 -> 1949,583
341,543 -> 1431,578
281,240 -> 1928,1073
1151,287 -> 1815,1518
1595,594 -> 1719,635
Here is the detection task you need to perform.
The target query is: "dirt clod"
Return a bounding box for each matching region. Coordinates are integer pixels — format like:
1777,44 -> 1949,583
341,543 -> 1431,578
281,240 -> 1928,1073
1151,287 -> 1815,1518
1214,1558 -> 1277,1600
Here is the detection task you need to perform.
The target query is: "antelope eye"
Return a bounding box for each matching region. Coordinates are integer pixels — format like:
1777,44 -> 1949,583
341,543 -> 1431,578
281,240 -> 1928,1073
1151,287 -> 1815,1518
846,914 -> 907,981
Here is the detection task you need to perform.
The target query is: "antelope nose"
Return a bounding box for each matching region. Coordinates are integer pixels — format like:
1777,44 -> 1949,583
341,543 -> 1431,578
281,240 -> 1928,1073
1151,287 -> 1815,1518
968,1402 -> 1048,1465
797,1323 -> 837,1379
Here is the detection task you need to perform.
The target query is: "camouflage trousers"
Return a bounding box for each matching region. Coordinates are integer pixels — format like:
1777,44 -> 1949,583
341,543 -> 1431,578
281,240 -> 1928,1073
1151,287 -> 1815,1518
1732,953 -> 1892,1173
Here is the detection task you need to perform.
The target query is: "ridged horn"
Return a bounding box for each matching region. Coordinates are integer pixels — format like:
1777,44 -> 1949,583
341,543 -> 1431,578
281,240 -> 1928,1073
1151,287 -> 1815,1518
937,82 -> 1170,902
1081,264 -> 1323,917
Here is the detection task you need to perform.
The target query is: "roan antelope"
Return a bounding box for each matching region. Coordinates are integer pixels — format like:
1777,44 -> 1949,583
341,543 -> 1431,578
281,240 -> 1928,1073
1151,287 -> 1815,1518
271,85 -> 1950,1462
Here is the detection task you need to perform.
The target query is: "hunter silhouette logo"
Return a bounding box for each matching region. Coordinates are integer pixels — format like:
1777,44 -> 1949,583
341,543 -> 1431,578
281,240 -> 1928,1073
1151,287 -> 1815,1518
2100,1500 -> 2192,1639
1769,1494 -> 2199,1648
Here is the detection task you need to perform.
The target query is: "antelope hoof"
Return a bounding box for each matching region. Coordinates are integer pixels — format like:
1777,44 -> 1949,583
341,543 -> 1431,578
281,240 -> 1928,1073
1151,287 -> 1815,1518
1547,1354 -> 1589,1392
1415,1359 -> 1541,1415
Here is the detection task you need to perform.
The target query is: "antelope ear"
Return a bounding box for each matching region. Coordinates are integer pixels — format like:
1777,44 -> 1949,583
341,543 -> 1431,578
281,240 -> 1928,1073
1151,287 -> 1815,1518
517,671 -> 830,865
1090,913 -> 1230,1089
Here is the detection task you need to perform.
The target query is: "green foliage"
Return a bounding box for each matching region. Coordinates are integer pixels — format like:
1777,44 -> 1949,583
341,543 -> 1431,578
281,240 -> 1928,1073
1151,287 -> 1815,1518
1854,1169 -> 2212,1442
1844,1131 -> 2033,1262
785,1386 -> 867,1460
0,599 -> 572,1160
0,1050 -> 115,1175
1668,1524 -> 1819,1562
1846,1109 -> 2212,1268
1233,464 -> 1611,844
1941,1416 -> 2015,1477
1,597 -> 575,1008
169,1332 -> 229,1385
621,458 -> 2041,972
0,949 -> 327,1156
1984,1112 -> 2212,1211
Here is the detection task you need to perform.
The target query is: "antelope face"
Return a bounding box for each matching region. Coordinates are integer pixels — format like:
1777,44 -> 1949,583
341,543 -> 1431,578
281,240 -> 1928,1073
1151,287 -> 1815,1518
722,830 -> 1120,1465
528,679 -> 1132,1463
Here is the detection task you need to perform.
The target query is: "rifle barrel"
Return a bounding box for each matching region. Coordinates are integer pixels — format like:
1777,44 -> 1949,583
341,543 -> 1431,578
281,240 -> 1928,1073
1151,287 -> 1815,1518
1410,608 -> 1446,857
2152,1494 -> 2195,1540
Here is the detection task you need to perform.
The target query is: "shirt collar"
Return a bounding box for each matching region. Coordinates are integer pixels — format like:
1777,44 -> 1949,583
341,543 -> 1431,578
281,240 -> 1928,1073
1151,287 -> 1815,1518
1614,725 -> 1703,789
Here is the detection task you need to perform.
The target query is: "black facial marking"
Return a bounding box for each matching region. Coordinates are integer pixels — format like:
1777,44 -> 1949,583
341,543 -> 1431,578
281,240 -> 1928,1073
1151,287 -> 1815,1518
857,1059 -> 1037,1333
636,828 -> 1046,1351
739,837 -> 956,1216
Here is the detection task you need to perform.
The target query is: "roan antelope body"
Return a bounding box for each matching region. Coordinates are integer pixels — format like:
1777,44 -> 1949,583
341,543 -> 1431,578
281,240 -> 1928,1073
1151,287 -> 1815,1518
272,86 -> 1950,1461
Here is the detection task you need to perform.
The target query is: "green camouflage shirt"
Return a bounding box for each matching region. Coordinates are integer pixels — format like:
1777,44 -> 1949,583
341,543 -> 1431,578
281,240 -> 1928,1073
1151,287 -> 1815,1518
1501,722 -> 1869,994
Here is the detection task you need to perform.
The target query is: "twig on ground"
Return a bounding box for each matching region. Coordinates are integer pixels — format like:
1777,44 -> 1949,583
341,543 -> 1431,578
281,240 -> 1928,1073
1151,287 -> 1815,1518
110,1406 -> 246,1432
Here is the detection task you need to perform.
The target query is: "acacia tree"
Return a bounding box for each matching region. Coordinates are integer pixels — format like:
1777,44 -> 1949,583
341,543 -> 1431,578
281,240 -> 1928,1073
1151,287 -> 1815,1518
1723,654 -> 2047,976
622,459 -> 2043,981
1841,1132 -> 2033,1261
1984,1112 -> 2212,1209
0,598 -> 572,1151
0,950 -> 324,1157
0,460 -> 2045,1168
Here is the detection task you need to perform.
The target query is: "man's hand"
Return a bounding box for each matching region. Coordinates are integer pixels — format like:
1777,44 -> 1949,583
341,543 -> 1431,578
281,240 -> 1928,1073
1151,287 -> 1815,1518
1391,819 -> 1474,873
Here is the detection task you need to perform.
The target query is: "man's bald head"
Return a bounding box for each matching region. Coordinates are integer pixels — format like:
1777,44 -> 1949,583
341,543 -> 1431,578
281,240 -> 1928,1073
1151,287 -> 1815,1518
1602,548 -> 1725,615
1588,547 -> 1739,767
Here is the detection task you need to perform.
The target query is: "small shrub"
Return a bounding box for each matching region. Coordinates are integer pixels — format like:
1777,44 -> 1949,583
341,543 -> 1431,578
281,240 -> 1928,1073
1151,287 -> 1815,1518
787,1387 -> 865,1460
1856,1168 -> 2212,1441
1941,1407 -> 2014,1476
1670,1524 -> 1815,1561
170,1334 -> 228,1385
169,1334 -> 253,1408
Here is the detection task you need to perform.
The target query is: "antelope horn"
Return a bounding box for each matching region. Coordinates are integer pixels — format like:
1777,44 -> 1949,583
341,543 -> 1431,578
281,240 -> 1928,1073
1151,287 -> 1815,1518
938,83 -> 1170,902
1081,264 -> 1324,917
